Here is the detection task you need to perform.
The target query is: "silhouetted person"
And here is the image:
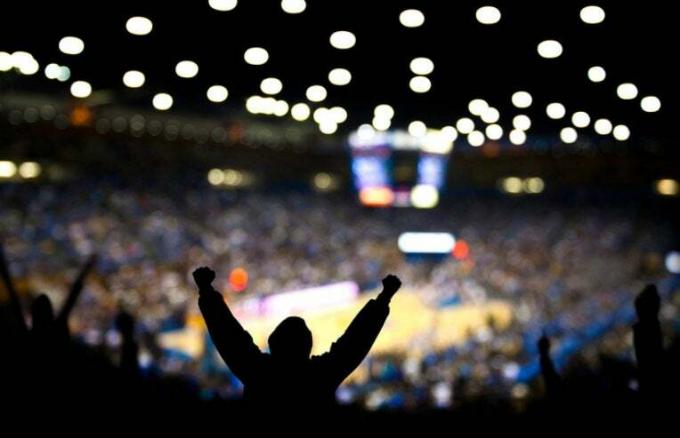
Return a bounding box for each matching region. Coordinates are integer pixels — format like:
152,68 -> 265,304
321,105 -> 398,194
115,309 -> 140,376
633,284 -> 664,400
193,266 -> 401,412
538,334 -> 563,400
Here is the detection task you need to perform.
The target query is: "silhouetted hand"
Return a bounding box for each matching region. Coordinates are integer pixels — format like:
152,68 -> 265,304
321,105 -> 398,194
378,274 -> 401,304
193,266 -> 216,292
635,284 -> 660,322
538,334 -> 551,356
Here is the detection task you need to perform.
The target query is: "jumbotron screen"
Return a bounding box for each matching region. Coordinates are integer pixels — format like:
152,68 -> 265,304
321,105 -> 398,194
348,128 -> 453,208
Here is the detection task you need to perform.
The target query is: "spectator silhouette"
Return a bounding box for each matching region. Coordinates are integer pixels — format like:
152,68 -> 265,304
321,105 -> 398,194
538,333 -> 563,400
193,266 -> 401,412
633,284 -> 665,401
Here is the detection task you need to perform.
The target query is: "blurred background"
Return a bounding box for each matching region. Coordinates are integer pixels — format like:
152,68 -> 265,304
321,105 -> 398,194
1,0 -> 679,411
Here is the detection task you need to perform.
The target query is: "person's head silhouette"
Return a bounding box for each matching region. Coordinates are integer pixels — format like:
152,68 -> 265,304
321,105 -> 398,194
268,316 -> 312,362
30,294 -> 54,332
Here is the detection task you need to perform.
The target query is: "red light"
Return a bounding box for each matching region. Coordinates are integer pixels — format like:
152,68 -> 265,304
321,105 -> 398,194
229,267 -> 249,292
452,240 -> 470,260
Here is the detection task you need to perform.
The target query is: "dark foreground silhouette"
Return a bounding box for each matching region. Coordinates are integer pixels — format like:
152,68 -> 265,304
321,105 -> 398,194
193,266 -> 401,412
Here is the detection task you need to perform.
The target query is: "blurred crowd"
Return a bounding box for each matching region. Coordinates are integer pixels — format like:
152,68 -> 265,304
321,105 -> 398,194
1,180 -> 678,409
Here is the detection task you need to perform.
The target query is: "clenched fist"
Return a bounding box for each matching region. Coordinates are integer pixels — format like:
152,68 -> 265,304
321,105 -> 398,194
193,266 -> 216,291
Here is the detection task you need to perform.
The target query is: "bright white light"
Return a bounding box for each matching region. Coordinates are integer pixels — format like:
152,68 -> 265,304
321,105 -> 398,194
512,91 -> 532,108
481,107 -> 500,124
617,83 -> 638,100
306,85 -> 327,102
260,77 -> 283,95
328,68 -> 352,86
209,0 -> 238,12
408,121 -> 427,138
374,104 -> 394,119
613,125 -> 630,141
421,130 -> 454,154
330,31 -> 356,50
509,129 -> 526,145
0,52 -> 12,72
580,5 -> 605,24
330,106 -> 347,123
524,177 -> 545,194
208,169 -> 225,185
274,100 -> 289,117
486,124 -> 503,140
572,111 -> 591,128
593,119 -> 613,135
372,117 -> 391,131
441,126 -> 458,142
358,124 -> 376,141
70,81 -> 92,98
398,232 -> 454,253
207,85 -> 229,102
18,57 -> 39,75
123,70 -> 145,88
59,36 -> 84,55
399,9 -> 425,28
468,99 -> 488,116
175,60 -> 199,78
537,40 -> 563,59
409,76 -> 431,93
410,57 -> 434,75
0,161 -> 17,178
45,63 -> 61,79
560,127 -> 578,143
468,130 -> 485,147
641,96 -> 661,113
313,108 -> 331,124
546,102 -> 566,119
410,186 -> 441,209
476,6 -> 501,25
153,93 -> 173,111
456,117 -> 475,134
319,121 -> 338,134
11,51 -> 39,75
57,66 -> 70,82
502,177 -> 523,194
18,162 -> 41,179
666,251 -> 680,273
588,66 -> 606,83
244,47 -> 269,65
126,17 -> 153,35
291,103 -> 310,121
281,0 -> 306,14
513,115 -> 532,131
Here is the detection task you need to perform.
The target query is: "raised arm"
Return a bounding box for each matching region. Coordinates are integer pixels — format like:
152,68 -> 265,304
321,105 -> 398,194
0,242 -> 27,332
318,275 -> 401,385
193,267 -> 263,384
56,255 -> 97,328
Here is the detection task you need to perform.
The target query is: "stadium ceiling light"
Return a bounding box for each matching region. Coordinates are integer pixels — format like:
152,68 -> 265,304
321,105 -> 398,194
175,60 -> 199,78
59,36 -> 84,55
330,31 -> 356,49
410,57 -> 434,75
560,127 -> 578,143
244,47 -> 269,65
481,107 -> 500,124
613,124 -> 630,141
328,68 -> 352,86
399,9 -> 425,28
408,121 -> 427,137
546,102 -> 566,119
468,130 -> 485,147
476,6 -> 501,25
126,17 -> 153,35
571,111 -> 591,128
456,117 -> 474,134
588,66 -> 606,82
281,0 -> 306,14
123,70 -> 145,88
513,115 -> 532,131
509,129 -> 526,145
291,103 -> 311,121
580,5 -> 605,24
409,76 -> 431,93
641,96 -> 661,113
486,124 -> 503,140
512,91 -> 532,108
594,118 -> 613,135
70,80 -> 92,98
537,40 -> 563,59
207,85 -> 229,103
306,85 -> 327,102
153,93 -> 173,110
260,77 -> 283,95
617,83 -> 638,100
209,0 -> 238,12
